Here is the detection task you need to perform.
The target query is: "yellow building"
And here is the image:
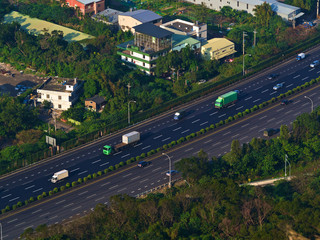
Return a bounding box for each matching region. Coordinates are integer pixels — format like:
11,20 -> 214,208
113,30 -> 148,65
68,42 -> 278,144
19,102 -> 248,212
201,38 -> 236,60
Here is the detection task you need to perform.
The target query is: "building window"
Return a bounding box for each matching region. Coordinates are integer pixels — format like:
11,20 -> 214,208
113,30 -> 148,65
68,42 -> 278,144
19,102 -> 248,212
237,1 -> 239,6
219,6 -> 221,9
210,4 -> 212,6
97,4 -> 100,7
58,96 -> 62,100
143,55 -> 145,59
247,4 -> 248,9
58,104 -> 61,109
46,94 -> 50,99
143,63 -> 145,66
220,0 -> 222,2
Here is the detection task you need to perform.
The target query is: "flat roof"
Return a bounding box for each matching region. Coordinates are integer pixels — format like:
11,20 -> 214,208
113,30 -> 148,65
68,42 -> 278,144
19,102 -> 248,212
39,78 -> 79,92
202,38 -> 234,51
172,34 -> 200,48
77,0 -> 103,4
133,23 -> 173,38
120,10 -> 162,23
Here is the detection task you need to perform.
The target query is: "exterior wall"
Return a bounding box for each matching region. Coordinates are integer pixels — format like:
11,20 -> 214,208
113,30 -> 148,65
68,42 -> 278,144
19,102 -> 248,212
85,100 -> 98,111
118,15 -> 143,32
172,42 -> 201,52
201,43 -> 235,60
131,51 -> 151,61
37,90 -> 73,110
66,0 -> 105,15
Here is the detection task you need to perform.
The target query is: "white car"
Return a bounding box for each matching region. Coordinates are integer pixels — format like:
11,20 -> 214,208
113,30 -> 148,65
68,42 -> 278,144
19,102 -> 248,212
273,83 -> 283,90
310,60 -> 320,68
166,170 -> 178,176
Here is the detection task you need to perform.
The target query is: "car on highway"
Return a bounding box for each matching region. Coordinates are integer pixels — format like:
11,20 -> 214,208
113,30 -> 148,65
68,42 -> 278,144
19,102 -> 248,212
267,73 -> 279,80
234,89 -> 242,95
273,83 -> 283,90
137,161 -> 151,168
166,170 -> 178,176
310,60 -> 320,68
174,109 -> 186,120
281,99 -> 291,105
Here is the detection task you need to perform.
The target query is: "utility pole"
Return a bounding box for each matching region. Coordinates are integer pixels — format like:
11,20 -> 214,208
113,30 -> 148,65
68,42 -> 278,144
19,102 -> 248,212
127,82 -> 131,95
292,11 -> 296,29
242,31 -> 247,76
128,100 -> 136,124
317,0 -> 319,19
285,154 -> 291,178
253,29 -> 257,47
162,153 -> 172,188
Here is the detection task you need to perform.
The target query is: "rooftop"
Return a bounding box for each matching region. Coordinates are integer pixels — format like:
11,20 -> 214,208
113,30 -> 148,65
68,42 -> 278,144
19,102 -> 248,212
39,78 -> 79,92
85,95 -> 105,104
119,9 -> 162,23
133,23 -> 173,38
77,0 -> 103,4
239,0 -> 300,15
202,38 -> 234,51
172,34 -> 200,48
93,8 -> 123,23
161,19 -> 205,33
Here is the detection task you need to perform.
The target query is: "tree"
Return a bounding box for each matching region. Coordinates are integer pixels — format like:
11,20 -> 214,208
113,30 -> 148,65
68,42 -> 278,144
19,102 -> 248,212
253,2 -> 273,28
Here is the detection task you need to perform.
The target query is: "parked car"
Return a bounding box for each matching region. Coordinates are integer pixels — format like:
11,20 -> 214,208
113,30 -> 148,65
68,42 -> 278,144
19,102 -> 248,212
273,83 -> 283,90
281,99 -> 291,105
197,79 -> 207,84
137,161 -> 151,168
15,84 -> 23,91
166,170 -> 178,176
310,60 -> 320,68
267,73 -> 279,80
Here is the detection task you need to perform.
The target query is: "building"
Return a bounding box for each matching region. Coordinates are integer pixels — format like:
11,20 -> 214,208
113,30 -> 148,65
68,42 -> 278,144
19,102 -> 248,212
92,7 -> 123,25
65,0 -> 105,16
160,19 -> 207,42
117,23 -> 173,74
172,34 -> 201,52
201,38 -> 236,60
118,9 -> 162,33
184,0 -> 303,21
37,77 -> 83,110
85,95 -> 105,112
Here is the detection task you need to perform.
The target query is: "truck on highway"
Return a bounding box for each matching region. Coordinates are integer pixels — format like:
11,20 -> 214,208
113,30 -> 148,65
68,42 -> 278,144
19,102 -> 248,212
215,91 -> 238,108
103,131 -> 140,155
296,53 -> 305,61
51,169 -> 69,183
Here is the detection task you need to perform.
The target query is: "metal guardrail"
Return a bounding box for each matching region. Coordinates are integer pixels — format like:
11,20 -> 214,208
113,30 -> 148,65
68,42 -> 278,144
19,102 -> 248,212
135,177 -> 183,198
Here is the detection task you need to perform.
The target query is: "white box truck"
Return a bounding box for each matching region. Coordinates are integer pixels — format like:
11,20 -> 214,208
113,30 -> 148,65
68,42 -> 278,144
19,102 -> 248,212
296,53 -> 305,61
103,131 -> 140,155
51,169 -> 69,183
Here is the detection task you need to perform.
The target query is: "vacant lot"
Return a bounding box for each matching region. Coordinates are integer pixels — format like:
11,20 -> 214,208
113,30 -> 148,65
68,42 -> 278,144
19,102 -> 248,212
3,11 -> 94,42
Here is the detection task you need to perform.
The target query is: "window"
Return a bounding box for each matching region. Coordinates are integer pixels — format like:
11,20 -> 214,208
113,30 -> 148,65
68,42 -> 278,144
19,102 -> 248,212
58,96 -> 62,100
46,94 -> 50,99
220,0 -> 222,2
143,63 -> 145,66
143,55 -> 145,59
58,104 -> 61,109
237,1 -> 239,6
247,4 -> 248,9
210,4 -> 212,6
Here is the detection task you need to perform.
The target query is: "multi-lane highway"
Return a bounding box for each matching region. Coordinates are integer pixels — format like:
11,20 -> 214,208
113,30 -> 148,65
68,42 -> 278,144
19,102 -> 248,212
1,47 -> 320,211
0,80 -> 319,239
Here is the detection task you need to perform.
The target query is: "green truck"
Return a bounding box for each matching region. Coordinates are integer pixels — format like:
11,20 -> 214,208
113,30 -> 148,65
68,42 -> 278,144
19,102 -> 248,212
103,131 -> 140,155
215,91 -> 238,108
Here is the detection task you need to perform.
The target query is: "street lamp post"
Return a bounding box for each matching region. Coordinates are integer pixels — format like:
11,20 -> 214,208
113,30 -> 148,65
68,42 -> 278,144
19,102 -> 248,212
285,154 -> 291,178
242,31 -> 248,76
304,96 -> 314,113
162,153 -> 172,188
0,222 -> 2,240
128,100 -> 136,124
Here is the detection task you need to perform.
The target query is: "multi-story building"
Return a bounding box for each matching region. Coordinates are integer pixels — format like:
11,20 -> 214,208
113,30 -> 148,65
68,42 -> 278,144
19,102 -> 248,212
201,38 -> 236,60
118,9 -> 162,33
184,0 -> 303,21
160,19 -> 207,43
37,77 -> 83,110
65,0 -> 105,16
117,23 -> 173,74
92,7 -> 123,25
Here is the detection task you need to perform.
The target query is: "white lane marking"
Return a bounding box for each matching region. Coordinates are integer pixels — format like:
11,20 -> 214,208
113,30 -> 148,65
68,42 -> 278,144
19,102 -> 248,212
153,135 -> 163,140
139,179 -> 149,183
222,131 -> 231,136
245,96 -> 252,101
310,92 -> 317,97
267,118 -> 275,122
7,218 -> 18,223
109,185 -> 119,190
32,188 -> 43,193
221,144 -> 229,148
192,119 -> 200,124
100,162 -> 109,167
117,188 -> 127,193
240,136 -> 248,141
302,102 -> 309,107
259,115 -> 267,120
92,159 -> 101,164
293,74 -> 300,79
113,151 -> 122,156
55,199 -> 66,205
200,121 -> 208,126
100,182 -> 111,187
141,145 -> 151,150
32,209 -> 42,214
232,134 -> 240,138
9,197 -> 20,202
218,114 -> 226,118
70,168 -> 80,173
212,142 -> 221,147
130,176 -> 141,181
152,167 -> 162,172
39,212 -> 49,218
24,225 -> 34,230
134,143 -> 143,147
173,127 -> 182,132
25,185 -> 35,190
236,106 -> 244,110
241,123 -> 249,128
261,89 -> 269,93
63,203 -> 74,208
121,154 -> 130,158
15,222 -> 26,227
309,68 -> 315,72
123,173 -> 132,178
71,206 -> 82,211
162,137 -> 171,142
185,148 -> 194,152
285,110 -> 294,115
95,197 -> 105,202
293,100 -> 301,104
78,191 -> 88,196
78,171 -> 88,175
204,139 -> 212,144
270,91 -> 277,95
86,194 -> 97,199
253,98 -> 261,103
21,180 -> 33,186
276,108 -> 284,112
302,76 -> 309,81
286,83 -> 293,88
181,129 -> 190,134
209,112 -> 218,116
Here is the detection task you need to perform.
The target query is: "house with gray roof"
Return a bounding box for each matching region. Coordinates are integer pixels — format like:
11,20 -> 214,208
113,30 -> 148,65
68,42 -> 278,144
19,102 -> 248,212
118,9 -> 162,33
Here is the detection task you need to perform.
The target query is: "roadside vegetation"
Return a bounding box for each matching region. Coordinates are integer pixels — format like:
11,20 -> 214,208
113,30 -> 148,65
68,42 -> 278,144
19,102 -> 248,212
0,0 -> 319,175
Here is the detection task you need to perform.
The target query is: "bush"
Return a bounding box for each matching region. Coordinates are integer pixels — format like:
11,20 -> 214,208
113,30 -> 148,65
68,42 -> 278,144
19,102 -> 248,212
245,109 -> 250,114
60,186 -> 66,191
210,124 -> 215,129
104,168 -> 109,174
97,171 -> 102,176
200,129 -> 205,134
17,201 -> 22,207
186,135 -> 191,141
42,192 -> 47,197
238,112 -> 243,117
66,183 -> 71,188
228,116 -> 233,122
140,153 -> 146,158
87,174 -> 92,180
156,147 -> 162,152
12,204 -> 17,210
205,127 -> 210,132
83,177 -> 88,182
115,164 -> 120,169
136,156 -> 141,161
196,131 -> 201,136
271,97 -> 276,103
304,82 -> 310,87
5,205 -> 10,211
234,114 -> 239,120
191,133 -> 196,138
129,157 -> 135,163
37,195 -> 43,200
25,200 -> 28,206
163,144 -> 168,150
93,173 -> 97,178
147,151 -> 153,156
171,141 -> 176,146
109,166 -> 114,171
224,119 -> 229,124
2,209 -> 6,214
78,178 -> 83,184
119,161 -> 124,167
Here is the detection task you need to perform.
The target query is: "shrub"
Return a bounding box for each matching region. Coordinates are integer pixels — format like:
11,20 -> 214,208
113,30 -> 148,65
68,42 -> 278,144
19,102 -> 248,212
2,209 -> 6,214
219,120 -> 224,125
97,171 -> 102,176
109,166 -> 114,171
87,174 -> 92,180
115,164 -> 120,169
66,183 -> 71,188
242,111 -> 247,116
168,143 -> 172,148
296,86 -> 301,91
163,144 -> 168,150
200,129 -> 205,134
42,192 -> 47,197
72,181 -> 77,187
171,141 -> 176,146
304,82 -> 310,87
210,124 -> 215,129
156,147 -> 162,152
271,97 -> 276,103
245,109 -> 250,114
60,186 -> 66,191
119,162 -> 124,167
136,156 -> 141,161
12,204 -> 17,210
78,178 -> 83,184
234,114 -> 239,120
205,127 -> 210,132
126,159 -> 131,165
228,116 -> 233,122
147,151 -> 153,156
238,112 -> 243,117
224,119 -> 229,124
186,135 -> 191,141
250,107 -> 255,113
129,157 -> 135,163
17,201 -> 22,207
196,131 -> 201,136
140,153 -> 146,158
92,173 -> 97,178
83,177 -> 88,182
37,195 -> 42,200
191,133 -> 196,138
5,205 -> 10,211
49,190 -> 53,196
25,200 -> 28,206
29,197 -> 35,203
104,168 -> 109,174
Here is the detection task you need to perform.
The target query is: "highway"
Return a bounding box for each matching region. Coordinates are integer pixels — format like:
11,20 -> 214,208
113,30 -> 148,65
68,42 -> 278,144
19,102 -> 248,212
1,47 -> 320,210
0,79 -> 319,239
